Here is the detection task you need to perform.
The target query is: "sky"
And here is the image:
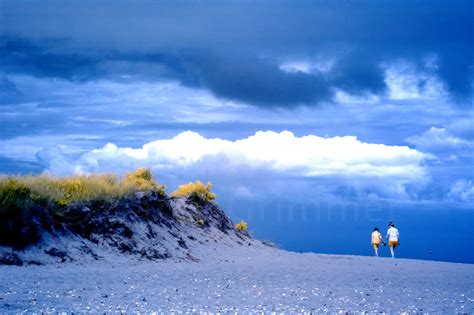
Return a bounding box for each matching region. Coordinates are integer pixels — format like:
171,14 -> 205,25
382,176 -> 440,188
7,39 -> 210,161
1,0 -> 473,261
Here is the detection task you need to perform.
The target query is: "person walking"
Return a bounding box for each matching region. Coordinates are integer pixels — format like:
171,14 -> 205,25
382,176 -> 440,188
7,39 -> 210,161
371,227 -> 383,257
385,223 -> 400,258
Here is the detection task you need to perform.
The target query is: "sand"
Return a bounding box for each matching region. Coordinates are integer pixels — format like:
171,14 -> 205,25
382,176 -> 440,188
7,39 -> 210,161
1,244 -> 473,313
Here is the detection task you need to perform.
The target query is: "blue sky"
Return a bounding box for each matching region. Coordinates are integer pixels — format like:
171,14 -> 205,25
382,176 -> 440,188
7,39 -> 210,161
0,1 -> 473,209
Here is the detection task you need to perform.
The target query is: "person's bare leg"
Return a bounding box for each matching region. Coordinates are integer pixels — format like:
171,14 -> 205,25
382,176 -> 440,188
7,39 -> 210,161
374,247 -> 379,257
390,246 -> 395,258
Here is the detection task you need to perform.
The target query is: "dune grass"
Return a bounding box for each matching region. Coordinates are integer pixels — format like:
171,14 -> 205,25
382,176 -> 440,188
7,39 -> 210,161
0,168 -> 165,210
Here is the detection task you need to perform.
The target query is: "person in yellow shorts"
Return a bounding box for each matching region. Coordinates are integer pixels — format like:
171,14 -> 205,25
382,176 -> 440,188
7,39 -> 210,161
371,227 -> 383,257
385,223 -> 400,258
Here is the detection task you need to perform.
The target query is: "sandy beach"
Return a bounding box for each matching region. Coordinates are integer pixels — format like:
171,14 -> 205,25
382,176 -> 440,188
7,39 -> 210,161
1,245 -> 473,313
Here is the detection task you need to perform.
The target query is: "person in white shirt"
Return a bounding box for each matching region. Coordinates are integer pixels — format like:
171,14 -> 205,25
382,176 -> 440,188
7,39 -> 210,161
385,223 -> 400,258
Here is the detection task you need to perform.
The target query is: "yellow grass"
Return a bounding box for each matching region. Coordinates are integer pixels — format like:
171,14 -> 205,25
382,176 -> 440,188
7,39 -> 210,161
235,220 -> 248,232
171,180 -> 216,201
0,168 -> 165,206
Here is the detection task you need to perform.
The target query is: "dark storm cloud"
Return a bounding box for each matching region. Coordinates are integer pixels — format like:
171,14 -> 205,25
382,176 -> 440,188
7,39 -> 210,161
0,0 -> 472,107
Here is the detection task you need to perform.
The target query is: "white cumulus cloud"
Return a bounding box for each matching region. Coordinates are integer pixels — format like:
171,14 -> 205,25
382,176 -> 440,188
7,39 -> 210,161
40,130 -> 429,182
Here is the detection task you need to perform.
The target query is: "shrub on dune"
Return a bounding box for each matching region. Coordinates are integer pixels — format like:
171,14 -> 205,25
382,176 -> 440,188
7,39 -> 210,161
0,178 -> 38,214
171,180 -> 216,201
123,167 -> 165,194
235,220 -> 248,232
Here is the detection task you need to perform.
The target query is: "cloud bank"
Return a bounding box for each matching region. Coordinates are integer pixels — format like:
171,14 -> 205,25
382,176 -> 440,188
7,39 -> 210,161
37,131 -> 430,200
